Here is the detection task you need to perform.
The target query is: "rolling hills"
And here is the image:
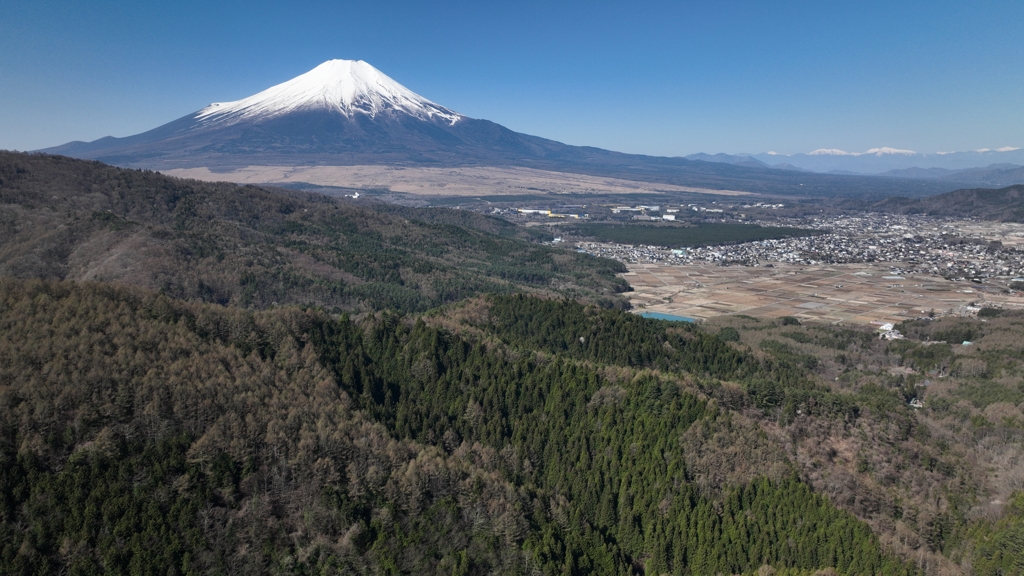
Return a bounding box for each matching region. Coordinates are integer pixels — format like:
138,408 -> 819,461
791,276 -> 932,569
0,151 -> 628,312
870,184 -> 1024,222
3,151 -> 1024,575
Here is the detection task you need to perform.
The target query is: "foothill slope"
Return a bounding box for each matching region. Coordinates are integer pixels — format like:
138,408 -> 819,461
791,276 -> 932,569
0,151 -> 628,312
871,184 -> 1024,222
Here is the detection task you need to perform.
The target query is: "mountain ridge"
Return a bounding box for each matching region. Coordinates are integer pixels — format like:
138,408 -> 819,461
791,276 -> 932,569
876,163 -> 1024,186
751,147 -> 1024,176
867,183 -> 1024,221
0,151 -> 628,311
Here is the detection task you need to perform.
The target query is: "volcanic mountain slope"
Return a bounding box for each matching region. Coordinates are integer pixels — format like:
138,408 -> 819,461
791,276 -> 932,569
42,60 -> 957,198
44,60 -> 479,166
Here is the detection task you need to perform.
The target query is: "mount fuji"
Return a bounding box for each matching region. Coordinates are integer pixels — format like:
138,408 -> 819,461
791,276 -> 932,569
41,60 -> 961,197
43,60 -> 535,168
194,60 -> 462,127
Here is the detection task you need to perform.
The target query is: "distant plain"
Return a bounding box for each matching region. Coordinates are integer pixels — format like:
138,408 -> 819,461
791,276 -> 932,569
161,165 -> 753,197
625,261 -> 1024,325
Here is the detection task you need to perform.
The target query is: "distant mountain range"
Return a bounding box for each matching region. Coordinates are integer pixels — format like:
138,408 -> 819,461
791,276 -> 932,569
39,59 -> 963,198
756,147 -> 1024,174
879,164 -> 1024,187
868,184 -> 1024,222
684,148 -> 1024,187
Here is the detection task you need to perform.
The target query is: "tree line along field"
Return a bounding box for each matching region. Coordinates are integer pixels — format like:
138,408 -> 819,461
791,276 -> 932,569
568,222 -> 821,247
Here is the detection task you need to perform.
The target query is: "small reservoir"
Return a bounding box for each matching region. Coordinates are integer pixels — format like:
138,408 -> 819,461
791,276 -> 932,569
639,311 -> 696,323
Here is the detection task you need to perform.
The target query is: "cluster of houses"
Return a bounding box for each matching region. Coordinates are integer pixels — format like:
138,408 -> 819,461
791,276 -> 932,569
516,208 -> 586,219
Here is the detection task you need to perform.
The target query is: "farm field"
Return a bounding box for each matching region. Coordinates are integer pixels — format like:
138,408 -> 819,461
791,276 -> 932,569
162,165 -> 752,197
624,261 -> 1024,325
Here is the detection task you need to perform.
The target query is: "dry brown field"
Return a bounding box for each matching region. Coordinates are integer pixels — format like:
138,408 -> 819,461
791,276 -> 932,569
624,262 -> 1024,325
953,221 -> 1024,247
161,165 -> 751,197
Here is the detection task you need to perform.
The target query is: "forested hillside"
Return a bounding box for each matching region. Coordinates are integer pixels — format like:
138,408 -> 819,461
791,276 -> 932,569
0,279 -> 914,575
869,184 -> 1024,222
702,311 -> 1024,575
0,152 -> 628,312
3,154 -> 1022,575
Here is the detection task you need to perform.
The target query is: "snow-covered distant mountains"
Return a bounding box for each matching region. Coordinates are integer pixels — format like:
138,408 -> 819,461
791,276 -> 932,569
40,59 -> 972,197
760,147 -> 1024,174
684,148 -> 1024,187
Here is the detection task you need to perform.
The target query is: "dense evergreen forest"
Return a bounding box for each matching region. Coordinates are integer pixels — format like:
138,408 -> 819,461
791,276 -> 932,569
568,223 -> 821,248
1,279 -> 915,575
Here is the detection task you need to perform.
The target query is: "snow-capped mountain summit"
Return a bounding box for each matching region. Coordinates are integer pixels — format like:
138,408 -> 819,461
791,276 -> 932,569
750,147 -> 1024,175
861,147 -> 917,156
807,148 -> 852,156
807,147 -> 916,157
42,59 -> 494,168
196,60 -> 461,127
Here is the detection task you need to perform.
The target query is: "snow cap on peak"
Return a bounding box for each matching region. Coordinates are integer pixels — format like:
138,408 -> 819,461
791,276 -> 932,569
976,146 -> 1021,153
862,147 -> 916,156
196,59 -> 461,126
808,147 -> 916,156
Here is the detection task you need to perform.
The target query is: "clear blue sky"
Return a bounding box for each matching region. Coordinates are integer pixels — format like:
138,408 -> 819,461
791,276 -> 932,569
2,0 -> 1021,156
